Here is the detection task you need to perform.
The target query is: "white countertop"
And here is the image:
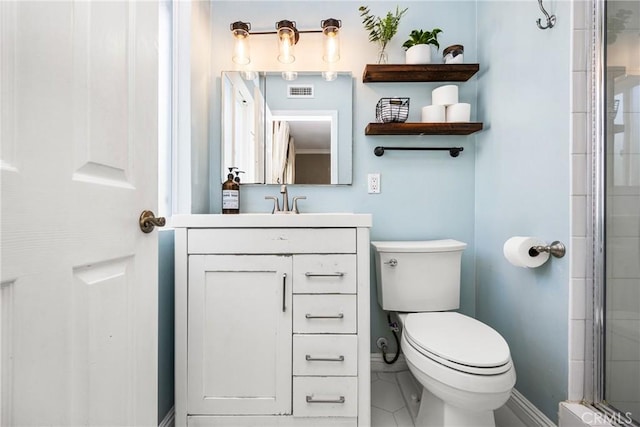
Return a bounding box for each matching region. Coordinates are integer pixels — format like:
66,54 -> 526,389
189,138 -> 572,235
170,213 -> 373,228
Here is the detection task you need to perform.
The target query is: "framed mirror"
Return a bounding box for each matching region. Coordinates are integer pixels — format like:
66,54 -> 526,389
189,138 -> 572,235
221,71 -> 353,185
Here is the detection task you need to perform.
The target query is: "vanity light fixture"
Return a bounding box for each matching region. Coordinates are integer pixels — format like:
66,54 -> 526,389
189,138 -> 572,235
230,18 -> 342,65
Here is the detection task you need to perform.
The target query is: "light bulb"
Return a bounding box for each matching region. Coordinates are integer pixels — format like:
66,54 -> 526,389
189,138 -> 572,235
277,20 -> 298,64
321,19 -> 341,63
231,21 -> 251,65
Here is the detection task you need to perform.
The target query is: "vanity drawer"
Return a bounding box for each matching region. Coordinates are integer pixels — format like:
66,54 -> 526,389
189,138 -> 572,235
293,255 -> 357,294
293,335 -> 357,376
293,377 -> 358,417
187,228 -> 356,254
293,295 -> 356,334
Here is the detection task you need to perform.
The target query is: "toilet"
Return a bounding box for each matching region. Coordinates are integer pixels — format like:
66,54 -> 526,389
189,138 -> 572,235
371,240 -> 516,427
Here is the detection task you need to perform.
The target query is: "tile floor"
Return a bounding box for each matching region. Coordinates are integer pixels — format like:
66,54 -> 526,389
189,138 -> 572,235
370,369 -> 524,427
371,371 -> 415,427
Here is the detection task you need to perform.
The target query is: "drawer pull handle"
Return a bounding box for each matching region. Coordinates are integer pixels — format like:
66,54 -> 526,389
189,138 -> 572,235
306,395 -> 345,404
305,313 -> 344,319
305,355 -> 345,362
305,272 -> 345,277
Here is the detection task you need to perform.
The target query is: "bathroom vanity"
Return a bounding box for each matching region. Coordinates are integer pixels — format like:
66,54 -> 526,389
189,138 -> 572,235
173,214 -> 372,427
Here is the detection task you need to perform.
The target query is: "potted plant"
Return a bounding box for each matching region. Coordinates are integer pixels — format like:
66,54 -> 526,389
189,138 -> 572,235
359,5 -> 408,64
402,28 -> 442,64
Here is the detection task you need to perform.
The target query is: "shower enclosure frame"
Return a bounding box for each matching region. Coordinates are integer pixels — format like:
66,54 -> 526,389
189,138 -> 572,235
588,0 -> 639,424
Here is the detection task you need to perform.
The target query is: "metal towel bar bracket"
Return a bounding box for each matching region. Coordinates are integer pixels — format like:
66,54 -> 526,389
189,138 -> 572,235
374,146 -> 463,158
529,241 -> 566,258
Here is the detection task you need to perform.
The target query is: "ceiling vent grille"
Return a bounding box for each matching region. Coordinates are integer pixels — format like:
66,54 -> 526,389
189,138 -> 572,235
288,84 -> 314,98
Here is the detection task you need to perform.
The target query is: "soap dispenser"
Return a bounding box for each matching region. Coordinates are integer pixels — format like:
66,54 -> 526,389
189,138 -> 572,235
222,167 -> 239,214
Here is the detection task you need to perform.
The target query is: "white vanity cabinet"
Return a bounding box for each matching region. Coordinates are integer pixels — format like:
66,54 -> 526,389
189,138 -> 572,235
173,214 -> 372,427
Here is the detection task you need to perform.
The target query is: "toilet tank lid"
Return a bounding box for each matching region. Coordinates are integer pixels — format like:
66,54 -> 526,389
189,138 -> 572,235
371,239 -> 467,253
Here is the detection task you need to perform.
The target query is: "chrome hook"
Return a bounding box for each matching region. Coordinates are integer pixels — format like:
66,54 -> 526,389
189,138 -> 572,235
536,0 -> 556,30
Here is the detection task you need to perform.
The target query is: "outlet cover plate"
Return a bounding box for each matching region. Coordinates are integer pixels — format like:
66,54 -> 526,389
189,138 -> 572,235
368,173 -> 381,194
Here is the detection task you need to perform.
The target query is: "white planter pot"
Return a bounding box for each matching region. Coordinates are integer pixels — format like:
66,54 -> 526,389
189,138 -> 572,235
405,44 -> 432,64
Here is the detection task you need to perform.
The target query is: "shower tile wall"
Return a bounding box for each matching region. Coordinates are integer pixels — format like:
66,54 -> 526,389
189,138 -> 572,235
569,0 -> 592,402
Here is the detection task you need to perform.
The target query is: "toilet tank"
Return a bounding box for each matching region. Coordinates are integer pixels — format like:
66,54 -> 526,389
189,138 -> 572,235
371,240 -> 467,312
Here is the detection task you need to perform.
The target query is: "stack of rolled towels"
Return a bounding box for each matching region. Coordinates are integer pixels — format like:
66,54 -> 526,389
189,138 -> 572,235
421,85 -> 471,123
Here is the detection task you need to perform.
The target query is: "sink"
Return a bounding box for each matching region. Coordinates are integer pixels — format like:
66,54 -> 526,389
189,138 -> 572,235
170,213 -> 372,229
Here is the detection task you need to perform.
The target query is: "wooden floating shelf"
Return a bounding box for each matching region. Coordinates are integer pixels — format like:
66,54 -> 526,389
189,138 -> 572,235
362,64 -> 480,83
365,122 -> 483,136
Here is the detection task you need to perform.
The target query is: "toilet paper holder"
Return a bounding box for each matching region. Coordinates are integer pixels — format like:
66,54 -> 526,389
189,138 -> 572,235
528,241 -> 566,258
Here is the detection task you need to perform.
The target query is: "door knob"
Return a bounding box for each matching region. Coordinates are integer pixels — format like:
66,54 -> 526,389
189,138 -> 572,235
139,210 -> 166,233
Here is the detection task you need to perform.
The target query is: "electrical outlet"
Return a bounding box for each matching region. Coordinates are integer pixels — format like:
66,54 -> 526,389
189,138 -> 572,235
368,173 -> 381,194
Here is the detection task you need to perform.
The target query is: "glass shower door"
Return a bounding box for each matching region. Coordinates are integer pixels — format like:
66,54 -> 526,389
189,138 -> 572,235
604,0 -> 640,421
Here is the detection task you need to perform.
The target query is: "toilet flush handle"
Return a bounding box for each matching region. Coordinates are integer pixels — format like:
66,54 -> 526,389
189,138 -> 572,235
384,259 -> 398,267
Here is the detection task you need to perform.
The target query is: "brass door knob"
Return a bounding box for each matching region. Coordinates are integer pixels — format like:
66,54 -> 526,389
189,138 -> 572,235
139,210 -> 166,233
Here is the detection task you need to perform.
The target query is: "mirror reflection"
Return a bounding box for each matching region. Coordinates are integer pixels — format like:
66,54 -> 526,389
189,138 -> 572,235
221,71 -> 352,185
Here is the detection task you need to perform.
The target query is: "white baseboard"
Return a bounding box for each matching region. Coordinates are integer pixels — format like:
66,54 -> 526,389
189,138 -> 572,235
507,389 -> 556,427
371,352 -> 408,373
159,406 -> 175,427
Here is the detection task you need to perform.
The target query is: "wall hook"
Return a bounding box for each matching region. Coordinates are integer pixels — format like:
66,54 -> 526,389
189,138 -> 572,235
536,0 -> 556,30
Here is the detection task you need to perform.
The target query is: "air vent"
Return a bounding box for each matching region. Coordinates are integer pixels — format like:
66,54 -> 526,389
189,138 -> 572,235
288,84 -> 314,98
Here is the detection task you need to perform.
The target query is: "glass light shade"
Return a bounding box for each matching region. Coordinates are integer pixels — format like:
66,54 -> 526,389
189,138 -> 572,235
231,23 -> 250,65
322,71 -> 337,81
241,71 -> 258,81
322,26 -> 340,63
281,71 -> 298,81
277,25 -> 296,64
232,34 -> 250,65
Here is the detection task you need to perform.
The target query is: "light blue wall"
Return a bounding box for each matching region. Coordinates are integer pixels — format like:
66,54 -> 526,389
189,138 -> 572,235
191,0 -> 573,421
158,230 -> 175,422
209,0 -> 479,351
475,1 -> 571,422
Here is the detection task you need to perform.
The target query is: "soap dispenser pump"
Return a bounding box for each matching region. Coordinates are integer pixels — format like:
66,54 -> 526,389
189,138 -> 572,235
222,167 -> 239,214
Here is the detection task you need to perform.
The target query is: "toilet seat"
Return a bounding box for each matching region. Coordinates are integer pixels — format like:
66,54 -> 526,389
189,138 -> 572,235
403,312 -> 512,376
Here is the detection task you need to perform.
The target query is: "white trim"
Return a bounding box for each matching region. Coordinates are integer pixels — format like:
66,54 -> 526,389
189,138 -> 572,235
559,402 -> 617,427
172,0 -> 191,214
370,352 -> 408,373
159,406 -> 175,427
506,389 -> 556,427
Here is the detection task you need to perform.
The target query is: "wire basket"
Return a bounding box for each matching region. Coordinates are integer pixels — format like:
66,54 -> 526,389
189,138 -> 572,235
376,98 -> 410,123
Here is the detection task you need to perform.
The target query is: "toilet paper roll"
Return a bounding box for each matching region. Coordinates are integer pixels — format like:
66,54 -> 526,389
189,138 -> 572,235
421,105 -> 446,122
432,85 -> 459,106
446,103 -> 471,122
503,236 -> 550,268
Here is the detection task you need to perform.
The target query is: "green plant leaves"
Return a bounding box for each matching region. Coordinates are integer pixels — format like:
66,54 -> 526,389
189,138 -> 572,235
402,28 -> 443,50
359,5 -> 408,50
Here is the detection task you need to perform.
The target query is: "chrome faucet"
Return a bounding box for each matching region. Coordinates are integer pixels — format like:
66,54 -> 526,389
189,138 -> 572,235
265,185 -> 306,214
280,185 -> 290,212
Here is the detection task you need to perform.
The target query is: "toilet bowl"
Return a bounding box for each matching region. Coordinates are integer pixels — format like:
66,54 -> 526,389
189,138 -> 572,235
371,240 -> 516,427
398,312 -> 516,426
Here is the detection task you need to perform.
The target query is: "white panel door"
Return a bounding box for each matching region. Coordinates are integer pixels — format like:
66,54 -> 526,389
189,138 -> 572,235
0,1 -> 158,426
188,255 -> 292,415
